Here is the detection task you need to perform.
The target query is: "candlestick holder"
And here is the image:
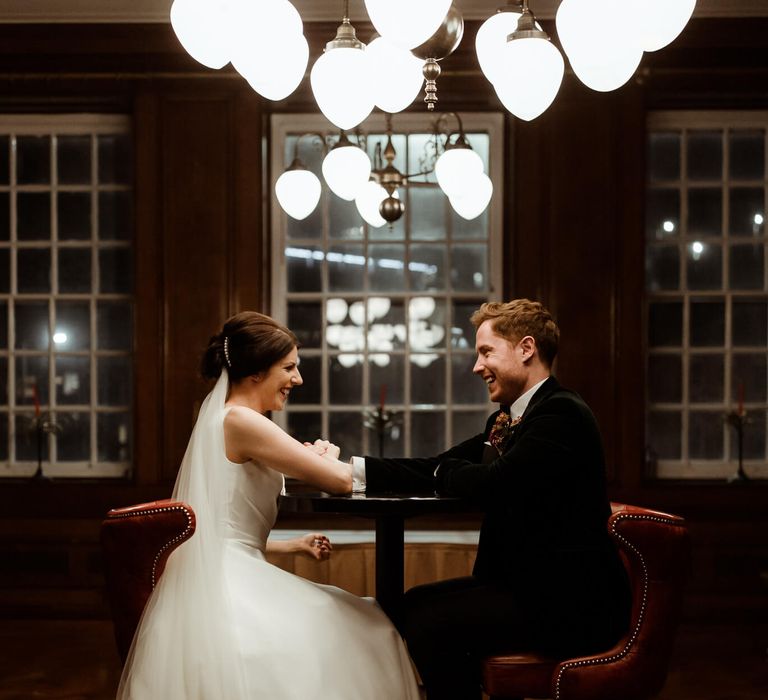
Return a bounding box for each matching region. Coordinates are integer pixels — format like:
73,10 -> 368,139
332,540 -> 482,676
22,412 -> 62,481
724,410 -> 750,483
363,405 -> 401,458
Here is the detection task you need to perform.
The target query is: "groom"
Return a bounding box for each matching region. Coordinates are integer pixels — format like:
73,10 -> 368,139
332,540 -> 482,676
351,299 -> 630,700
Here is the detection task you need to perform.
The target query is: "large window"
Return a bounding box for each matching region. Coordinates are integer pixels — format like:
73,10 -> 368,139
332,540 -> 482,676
645,112 -> 767,479
271,113 -> 503,458
0,115 -> 133,478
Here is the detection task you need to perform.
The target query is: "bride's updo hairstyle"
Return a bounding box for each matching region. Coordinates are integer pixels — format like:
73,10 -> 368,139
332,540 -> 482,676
201,311 -> 298,383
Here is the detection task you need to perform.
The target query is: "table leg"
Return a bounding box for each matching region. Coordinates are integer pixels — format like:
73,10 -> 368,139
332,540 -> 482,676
375,514 -> 405,617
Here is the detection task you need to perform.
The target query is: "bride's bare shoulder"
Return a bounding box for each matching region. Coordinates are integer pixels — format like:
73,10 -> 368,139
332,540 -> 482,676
224,405 -> 274,435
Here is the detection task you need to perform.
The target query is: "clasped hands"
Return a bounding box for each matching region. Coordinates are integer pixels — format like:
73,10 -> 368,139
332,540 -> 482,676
303,438 -> 341,461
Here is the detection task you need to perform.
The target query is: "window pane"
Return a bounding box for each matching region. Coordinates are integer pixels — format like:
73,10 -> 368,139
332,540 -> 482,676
646,246 -> 679,291
451,301 -> 478,350
330,411 -> 364,457
687,130 -> 722,180
689,411 -> 724,459
0,357 -> 7,405
58,192 -> 91,240
98,356 -> 132,406
328,356 -> 361,404
58,248 -> 92,293
17,192 -> 51,240
56,412 -> 90,461
370,298 -> 405,351
452,410 -> 486,444
17,248 -> 51,293
648,354 -> 682,402
368,244 -> 405,291
16,356 -> 49,405
411,354 -> 445,404
729,244 -> 763,290
286,245 -> 322,292
56,301 -> 90,351
57,135 -> 91,185
647,410 -> 682,460
0,135 -> 9,185
328,196 -> 363,240
0,301 -> 7,348
646,189 -> 680,240
689,354 -> 723,403
98,133 -> 133,185
97,412 -> 131,461
729,409 -> 765,461
729,129 -> 765,180
99,247 -> 133,293
286,411 -> 321,446
411,411 -> 445,456
288,301 -> 322,349
410,244 -> 446,291
0,412 -> 7,459
98,191 -> 133,241
647,132 -> 680,181
451,244 -> 488,292
732,353 -> 766,403
409,296 -> 446,351
0,249 -> 9,293
0,191 -> 9,240
690,299 -> 724,347
686,243 -> 721,290
16,412 -> 49,461
648,301 -> 682,347
688,188 -> 722,237
370,354 -> 405,405
291,354 -> 321,405
97,301 -> 132,350
328,245 -> 364,292
17,136 -> 50,185
55,356 -> 90,405
729,188 -> 765,237
732,300 -> 767,346
409,187 -> 445,241
451,353 -> 487,405
15,301 -> 49,350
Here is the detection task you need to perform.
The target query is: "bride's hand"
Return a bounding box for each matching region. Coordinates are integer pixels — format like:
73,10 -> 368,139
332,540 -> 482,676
303,439 -> 341,461
297,533 -> 332,561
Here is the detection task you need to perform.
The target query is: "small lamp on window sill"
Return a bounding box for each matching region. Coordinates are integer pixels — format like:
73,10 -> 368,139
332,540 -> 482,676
274,111 -> 493,227
725,384 -> 750,483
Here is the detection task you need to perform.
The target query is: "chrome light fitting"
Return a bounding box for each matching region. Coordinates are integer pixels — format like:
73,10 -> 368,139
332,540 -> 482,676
275,112 -> 493,228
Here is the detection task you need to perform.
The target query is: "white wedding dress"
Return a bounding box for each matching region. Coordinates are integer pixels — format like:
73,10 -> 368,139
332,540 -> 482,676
117,371 -> 420,700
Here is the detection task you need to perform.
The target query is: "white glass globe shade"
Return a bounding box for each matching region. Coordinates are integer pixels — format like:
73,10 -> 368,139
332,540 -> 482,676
475,11 -> 542,86
322,144 -> 371,201
495,38 -> 564,121
364,0 -> 452,50
275,169 -> 321,220
366,37 -> 424,113
449,173 -> 493,220
310,48 -> 375,130
632,0 -> 696,52
435,147 -> 484,198
556,0 -> 642,91
170,0 -> 231,69
355,180 -> 398,229
233,32 -> 308,101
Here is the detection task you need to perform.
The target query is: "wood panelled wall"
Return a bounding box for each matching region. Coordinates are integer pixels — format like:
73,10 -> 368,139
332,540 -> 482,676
0,19 -> 765,623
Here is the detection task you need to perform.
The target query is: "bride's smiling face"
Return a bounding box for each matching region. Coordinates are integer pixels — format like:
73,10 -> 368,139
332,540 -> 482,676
256,346 -> 302,411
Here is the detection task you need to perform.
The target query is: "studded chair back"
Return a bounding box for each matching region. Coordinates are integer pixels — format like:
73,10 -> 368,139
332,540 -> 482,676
101,499 -> 196,662
482,502 -> 690,700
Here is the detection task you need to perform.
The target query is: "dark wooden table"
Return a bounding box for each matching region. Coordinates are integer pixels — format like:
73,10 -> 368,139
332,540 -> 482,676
279,486 -> 477,615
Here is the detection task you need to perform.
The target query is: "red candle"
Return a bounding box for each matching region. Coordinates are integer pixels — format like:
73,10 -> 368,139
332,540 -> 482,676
32,383 -> 41,417
379,383 -> 387,409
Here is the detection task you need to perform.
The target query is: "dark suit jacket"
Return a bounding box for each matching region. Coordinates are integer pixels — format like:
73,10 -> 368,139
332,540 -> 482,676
365,376 -> 630,655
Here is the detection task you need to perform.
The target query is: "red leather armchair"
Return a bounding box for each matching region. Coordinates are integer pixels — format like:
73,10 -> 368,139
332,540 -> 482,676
481,503 -> 690,700
101,499 -> 196,662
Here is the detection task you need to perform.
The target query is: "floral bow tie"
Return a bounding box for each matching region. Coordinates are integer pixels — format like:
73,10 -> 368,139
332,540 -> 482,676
489,411 -> 521,453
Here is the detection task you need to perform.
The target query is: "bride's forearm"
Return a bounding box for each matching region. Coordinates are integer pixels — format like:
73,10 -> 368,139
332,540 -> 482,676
266,538 -> 298,554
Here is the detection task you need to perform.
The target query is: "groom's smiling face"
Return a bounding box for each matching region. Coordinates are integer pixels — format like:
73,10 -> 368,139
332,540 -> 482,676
473,321 -> 529,405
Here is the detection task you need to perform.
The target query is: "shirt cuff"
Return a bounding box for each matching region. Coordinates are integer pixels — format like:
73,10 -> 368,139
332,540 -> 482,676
350,456 -> 367,493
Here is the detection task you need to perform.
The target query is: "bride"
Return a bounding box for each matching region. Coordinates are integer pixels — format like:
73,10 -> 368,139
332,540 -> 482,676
117,311 -> 420,699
